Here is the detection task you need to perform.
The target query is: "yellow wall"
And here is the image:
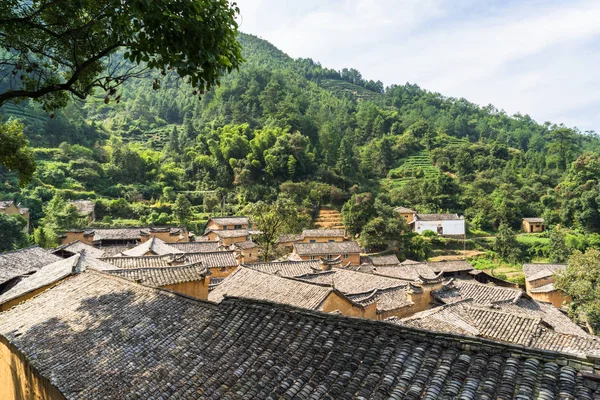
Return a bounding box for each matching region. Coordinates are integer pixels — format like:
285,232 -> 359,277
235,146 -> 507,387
205,232 -> 246,245
320,292 -> 376,319
1,280 -> 69,312
141,231 -> 189,243
398,212 -> 415,224
301,236 -> 345,243
241,248 -> 258,263
522,220 -> 545,233
206,221 -> 248,231
297,253 -> 360,265
162,279 -> 209,301
208,266 -> 238,278
0,336 -> 66,400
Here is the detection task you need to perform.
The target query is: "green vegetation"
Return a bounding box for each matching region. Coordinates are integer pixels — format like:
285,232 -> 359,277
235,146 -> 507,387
556,248 -> 600,333
1,32 -> 600,262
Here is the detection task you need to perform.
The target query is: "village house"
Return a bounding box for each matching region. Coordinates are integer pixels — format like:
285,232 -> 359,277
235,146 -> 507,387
433,279 -> 525,305
2,271 -> 600,399
62,226 -> 190,246
208,266 -> 371,318
0,252 -> 113,311
118,236 -> 184,257
522,217 -> 545,233
101,250 -> 239,278
68,199 -> 96,223
106,263 -> 211,300
300,228 -> 347,243
393,300 -> 600,356
393,206 -> 416,223
0,200 -> 30,230
412,213 -> 466,236
219,239 -> 259,263
168,240 -> 220,253
203,228 -> 250,245
291,240 -> 362,265
427,260 -> 474,278
294,268 -> 428,319
523,263 -> 570,308
243,259 -> 329,277
205,215 -> 249,230
0,246 -> 61,294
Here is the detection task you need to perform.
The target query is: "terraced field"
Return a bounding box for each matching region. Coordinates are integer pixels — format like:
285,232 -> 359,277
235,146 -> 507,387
381,150 -> 440,190
318,79 -> 383,102
0,102 -> 47,125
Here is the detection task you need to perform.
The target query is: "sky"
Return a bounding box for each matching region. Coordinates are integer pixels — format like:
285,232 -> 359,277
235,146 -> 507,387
237,0 -> 600,132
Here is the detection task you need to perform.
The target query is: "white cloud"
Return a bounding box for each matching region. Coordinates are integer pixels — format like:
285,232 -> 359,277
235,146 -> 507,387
237,0 -> 600,131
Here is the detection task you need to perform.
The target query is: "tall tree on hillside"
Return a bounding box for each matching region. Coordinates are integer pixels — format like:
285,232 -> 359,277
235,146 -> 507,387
342,192 -> 376,236
173,194 -> 192,226
548,128 -> 580,170
0,213 -> 29,252
0,0 -> 243,111
0,120 -> 35,185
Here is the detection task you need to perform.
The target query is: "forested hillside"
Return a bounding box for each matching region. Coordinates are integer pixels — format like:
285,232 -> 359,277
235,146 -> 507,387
2,33 -> 600,255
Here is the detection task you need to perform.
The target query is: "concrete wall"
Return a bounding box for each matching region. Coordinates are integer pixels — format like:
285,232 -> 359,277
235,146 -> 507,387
0,336 -> 66,400
414,219 -> 465,236
162,279 -> 209,301
320,292 -> 376,319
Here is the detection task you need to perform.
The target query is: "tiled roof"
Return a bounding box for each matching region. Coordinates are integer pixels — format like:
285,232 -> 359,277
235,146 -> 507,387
187,251 -> 238,268
75,227 -> 184,241
208,267 -> 336,310
96,245 -> 133,256
275,233 -> 303,244
169,241 -> 220,253
296,268 -> 408,295
394,301 -> 600,356
0,252 -> 111,306
1,271 -> 600,398
523,217 -> 545,223
433,280 -> 523,304
492,298 -> 587,336
301,228 -> 346,237
346,286 -> 413,311
415,213 -> 462,221
204,229 -> 249,238
400,259 -> 422,265
374,264 -> 440,281
293,240 -> 361,255
428,260 -> 474,273
51,240 -> 106,258
368,254 -> 400,266
68,199 -> 95,216
244,260 -> 322,277
208,216 -> 249,226
120,236 -> 184,257
530,283 -> 558,293
231,239 -> 258,250
105,263 -> 209,287
0,246 -> 62,285
101,251 -> 237,269
394,206 -> 416,213
523,263 -> 566,282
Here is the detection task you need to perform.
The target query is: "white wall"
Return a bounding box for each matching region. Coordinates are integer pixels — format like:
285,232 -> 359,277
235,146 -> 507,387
414,219 -> 465,235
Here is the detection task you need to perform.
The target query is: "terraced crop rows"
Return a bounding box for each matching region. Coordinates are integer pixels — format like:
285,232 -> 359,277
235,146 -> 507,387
382,150 -> 440,189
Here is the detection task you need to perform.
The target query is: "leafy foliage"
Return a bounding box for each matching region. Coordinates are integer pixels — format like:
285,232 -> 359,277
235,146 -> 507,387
0,213 -> 29,251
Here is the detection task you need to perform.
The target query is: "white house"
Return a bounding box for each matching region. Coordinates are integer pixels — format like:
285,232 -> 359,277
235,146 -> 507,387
413,213 -> 465,236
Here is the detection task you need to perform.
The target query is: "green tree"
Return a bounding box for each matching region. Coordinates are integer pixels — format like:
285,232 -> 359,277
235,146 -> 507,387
550,226 -> 571,263
173,194 -> 192,226
494,223 -> 523,263
548,128 -> 579,170
342,192 -> 376,235
0,120 -> 36,186
0,0 -> 243,110
555,248 -> 600,332
245,197 -> 309,261
42,193 -> 84,234
0,213 -> 29,252
358,216 -> 405,252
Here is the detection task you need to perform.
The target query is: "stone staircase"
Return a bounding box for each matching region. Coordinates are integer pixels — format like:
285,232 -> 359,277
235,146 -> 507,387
314,207 -> 344,229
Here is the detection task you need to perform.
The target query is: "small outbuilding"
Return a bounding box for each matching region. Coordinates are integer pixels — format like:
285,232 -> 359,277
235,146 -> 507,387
522,217 -> 545,233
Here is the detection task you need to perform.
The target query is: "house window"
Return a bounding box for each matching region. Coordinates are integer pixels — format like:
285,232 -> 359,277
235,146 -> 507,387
328,240 -> 334,242
235,225 -> 241,229
309,239 -> 316,243
310,256 -> 315,260
327,254 -> 333,259
343,253 -> 349,259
